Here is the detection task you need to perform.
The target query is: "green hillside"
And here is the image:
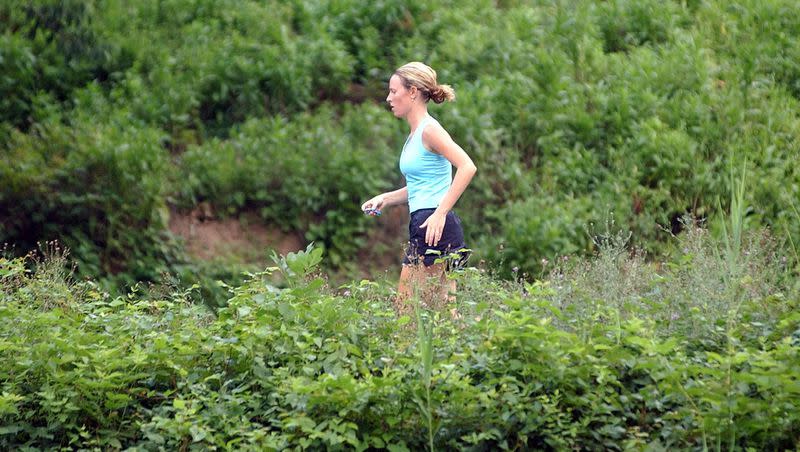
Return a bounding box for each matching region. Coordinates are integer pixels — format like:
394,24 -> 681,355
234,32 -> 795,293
2,0 -> 799,288
2,1 -> 800,448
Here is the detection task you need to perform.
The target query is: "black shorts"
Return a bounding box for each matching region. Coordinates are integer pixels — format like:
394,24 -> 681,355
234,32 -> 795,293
403,208 -> 470,269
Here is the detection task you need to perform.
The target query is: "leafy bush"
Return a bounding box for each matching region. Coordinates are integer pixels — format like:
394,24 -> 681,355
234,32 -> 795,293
481,194 -> 596,278
596,0 -> 691,53
295,0 -> 435,83
2,0 -> 799,286
0,0 -> 134,127
0,110 -> 174,285
1,227 -> 798,449
102,0 -> 357,137
174,103 -> 401,266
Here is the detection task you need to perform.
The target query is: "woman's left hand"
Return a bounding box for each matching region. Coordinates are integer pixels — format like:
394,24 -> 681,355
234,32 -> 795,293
420,211 -> 447,246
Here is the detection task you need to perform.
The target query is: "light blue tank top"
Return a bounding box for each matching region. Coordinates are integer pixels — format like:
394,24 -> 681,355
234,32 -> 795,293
399,115 -> 452,213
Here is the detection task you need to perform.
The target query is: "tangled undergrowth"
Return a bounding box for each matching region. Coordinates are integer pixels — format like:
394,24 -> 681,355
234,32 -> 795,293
1,217 -> 798,450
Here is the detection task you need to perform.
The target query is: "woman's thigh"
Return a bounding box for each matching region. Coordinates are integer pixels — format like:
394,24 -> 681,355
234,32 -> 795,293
397,263 -> 453,306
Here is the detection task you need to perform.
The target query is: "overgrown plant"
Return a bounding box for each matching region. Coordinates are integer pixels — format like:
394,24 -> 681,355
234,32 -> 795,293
1,239 -> 799,449
413,305 -> 437,452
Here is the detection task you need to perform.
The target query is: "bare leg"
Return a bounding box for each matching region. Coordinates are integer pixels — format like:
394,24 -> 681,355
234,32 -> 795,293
423,263 -> 459,316
420,263 -> 446,303
438,271 -> 457,303
433,268 -> 459,319
397,263 -> 459,317
396,264 -> 422,315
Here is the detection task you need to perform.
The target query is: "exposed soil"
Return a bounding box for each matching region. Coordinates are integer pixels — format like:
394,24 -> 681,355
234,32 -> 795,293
168,204 -> 304,263
168,203 -> 410,277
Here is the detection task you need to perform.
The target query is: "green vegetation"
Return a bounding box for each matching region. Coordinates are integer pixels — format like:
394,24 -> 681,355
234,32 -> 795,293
1,1 -> 800,447
1,217 -> 798,449
1,0 -> 799,287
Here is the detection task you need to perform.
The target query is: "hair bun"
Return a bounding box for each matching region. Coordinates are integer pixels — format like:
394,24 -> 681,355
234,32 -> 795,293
430,84 -> 456,104
394,62 -> 455,104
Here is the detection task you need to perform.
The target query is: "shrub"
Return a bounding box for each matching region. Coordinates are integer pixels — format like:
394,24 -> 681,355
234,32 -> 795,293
0,111 -> 174,284
1,232 -> 798,449
0,0 -> 134,128
2,0 -> 799,286
481,194 -> 597,278
596,0 -> 691,53
174,103 -> 401,266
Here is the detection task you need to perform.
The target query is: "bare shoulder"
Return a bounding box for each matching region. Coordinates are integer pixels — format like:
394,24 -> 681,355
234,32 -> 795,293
420,119 -> 473,167
422,120 -> 450,139
421,121 -> 454,154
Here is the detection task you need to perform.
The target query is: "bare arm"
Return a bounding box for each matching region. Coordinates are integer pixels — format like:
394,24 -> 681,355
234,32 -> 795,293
362,186 -> 408,211
381,186 -> 409,208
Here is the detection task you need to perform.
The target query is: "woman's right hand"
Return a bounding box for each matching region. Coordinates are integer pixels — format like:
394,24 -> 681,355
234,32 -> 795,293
361,194 -> 386,212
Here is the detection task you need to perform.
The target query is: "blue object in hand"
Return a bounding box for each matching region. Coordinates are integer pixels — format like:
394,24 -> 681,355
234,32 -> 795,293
364,208 -> 382,216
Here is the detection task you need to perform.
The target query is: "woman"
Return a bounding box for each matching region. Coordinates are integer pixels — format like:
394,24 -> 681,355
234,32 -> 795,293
361,62 -> 477,311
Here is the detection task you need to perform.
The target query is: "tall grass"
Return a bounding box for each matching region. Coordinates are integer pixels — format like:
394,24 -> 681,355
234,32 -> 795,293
415,305 -> 436,452
718,162 -> 748,451
527,160 -> 796,449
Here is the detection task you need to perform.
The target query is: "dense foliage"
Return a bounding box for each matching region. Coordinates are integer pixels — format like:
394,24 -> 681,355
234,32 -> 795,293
1,0 -> 799,287
2,2 -> 800,448
1,222 -> 798,449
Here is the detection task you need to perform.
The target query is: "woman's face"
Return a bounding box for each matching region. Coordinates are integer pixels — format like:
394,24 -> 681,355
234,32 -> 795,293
386,74 -> 415,118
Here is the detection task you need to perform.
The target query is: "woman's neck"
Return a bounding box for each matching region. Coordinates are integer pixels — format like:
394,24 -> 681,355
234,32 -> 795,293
406,107 -> 429,133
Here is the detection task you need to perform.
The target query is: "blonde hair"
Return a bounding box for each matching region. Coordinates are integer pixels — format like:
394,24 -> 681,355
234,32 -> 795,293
394,62 -> 455,104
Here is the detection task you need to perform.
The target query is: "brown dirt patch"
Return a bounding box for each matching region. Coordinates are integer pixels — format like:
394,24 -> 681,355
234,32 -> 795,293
168,205 -> 305,263
168,203 -> 411,279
